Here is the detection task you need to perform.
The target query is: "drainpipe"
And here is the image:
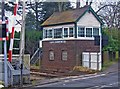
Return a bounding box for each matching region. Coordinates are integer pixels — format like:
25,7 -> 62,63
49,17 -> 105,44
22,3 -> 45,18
100,24 -> 102,70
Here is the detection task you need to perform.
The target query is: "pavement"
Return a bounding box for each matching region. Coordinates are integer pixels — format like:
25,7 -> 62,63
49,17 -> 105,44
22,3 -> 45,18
10,62 -> 119,89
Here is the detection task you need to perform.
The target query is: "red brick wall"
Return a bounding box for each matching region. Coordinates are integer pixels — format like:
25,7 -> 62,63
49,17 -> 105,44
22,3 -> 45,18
41,40 -> 100,72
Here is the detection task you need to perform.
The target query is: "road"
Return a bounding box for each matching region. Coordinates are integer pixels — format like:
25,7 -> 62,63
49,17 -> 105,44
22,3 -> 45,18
31,71 -> 119,89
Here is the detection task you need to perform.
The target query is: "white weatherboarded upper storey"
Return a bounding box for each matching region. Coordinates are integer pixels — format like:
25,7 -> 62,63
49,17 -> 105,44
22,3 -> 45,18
77,11 -> 100,27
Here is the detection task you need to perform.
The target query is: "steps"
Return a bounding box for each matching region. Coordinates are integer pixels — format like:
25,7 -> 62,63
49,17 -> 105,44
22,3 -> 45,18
30,48 -> 42,65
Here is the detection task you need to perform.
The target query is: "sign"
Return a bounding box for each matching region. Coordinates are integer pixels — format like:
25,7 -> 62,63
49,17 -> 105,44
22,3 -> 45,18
94,36 -> 100,45
49,40 -> 66,44
94,35 -> 109,47
102,35 -> 109,47
0,23 -> 6,38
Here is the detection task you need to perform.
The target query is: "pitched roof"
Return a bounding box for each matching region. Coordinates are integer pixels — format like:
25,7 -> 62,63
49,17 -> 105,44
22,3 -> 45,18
41,6 -> 90,26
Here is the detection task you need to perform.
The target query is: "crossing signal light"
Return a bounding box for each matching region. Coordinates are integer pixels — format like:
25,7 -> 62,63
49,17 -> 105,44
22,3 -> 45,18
0,23 -> 6,38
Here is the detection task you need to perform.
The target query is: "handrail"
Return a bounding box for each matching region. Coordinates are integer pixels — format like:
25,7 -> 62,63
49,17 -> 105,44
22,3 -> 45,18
7,61 -> 14,71
7,61 -> 14,86
30,48 -> 42,64
30,48 -> 40,61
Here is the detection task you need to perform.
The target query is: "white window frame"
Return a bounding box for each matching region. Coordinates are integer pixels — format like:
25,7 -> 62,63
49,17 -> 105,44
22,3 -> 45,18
49,50 -> 54,61
85,27 -> 93,38
43,29 -> 45,39
69,27 -> 75,38
62,51 -> 68,61
77,26 -> 85,38
54,28 -> 63,39
44,29 -> 53,39
63,27 -> 69,38
77,26 -> 100,40
93,27 -> 100,36
52,28 -> 54,39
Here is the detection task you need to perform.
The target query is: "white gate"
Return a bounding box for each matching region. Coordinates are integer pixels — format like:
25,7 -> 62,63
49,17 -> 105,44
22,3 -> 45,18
82,52 -> 101,70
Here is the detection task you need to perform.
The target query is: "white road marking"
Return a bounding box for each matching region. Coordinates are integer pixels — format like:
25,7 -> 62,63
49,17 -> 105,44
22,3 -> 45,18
63,84 -> 66,86
72,74 -> 106,81
64,80 -> 70,83
35,72 -> 118,88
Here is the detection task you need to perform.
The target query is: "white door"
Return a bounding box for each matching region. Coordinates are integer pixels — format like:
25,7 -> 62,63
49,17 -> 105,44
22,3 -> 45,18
82,52 -> 101,70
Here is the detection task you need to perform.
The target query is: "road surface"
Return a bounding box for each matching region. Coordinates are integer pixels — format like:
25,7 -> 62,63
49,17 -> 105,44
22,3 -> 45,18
30,70 -> 119,89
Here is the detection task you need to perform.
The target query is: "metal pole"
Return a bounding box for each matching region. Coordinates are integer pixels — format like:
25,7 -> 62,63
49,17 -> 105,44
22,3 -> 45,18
19,0 -> 26,87
2,0 -> 8,87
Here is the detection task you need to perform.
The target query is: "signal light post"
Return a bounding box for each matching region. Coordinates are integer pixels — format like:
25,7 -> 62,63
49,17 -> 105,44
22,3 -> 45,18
1,0 -> 8,87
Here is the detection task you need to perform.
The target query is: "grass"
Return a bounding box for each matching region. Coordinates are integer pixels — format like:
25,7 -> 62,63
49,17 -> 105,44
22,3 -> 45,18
73,66 -> 98,74
31,65 -> 40,69
102,60 -> 117,71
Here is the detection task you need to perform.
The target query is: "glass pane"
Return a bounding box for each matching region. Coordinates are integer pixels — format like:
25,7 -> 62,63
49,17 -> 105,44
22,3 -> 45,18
86,28 -> 92,37
54,28 -> 62,38
49,51 -> 54,60
62,51 -> 67,61
44,30 -> 47,38
69,27 -> 74,37
48,30 -> 52,38
78,27 -> 85,37
93,28 -> 99,36
64,28 -> 68,37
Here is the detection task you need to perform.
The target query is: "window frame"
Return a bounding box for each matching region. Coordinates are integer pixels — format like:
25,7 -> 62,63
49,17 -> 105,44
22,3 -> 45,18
54,28 -> 63,38
77,26 -> 100,40
93,28 -> 99,37
86,27 -> 93,37
78,27 -> 85,37
62,50 -> 68,61
63,27 -> 69,38
49,50 -> 54,61
69,27 -> 74,38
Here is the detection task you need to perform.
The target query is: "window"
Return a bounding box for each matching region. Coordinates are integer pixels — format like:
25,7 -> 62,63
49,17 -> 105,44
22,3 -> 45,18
44,30 -> 47,38
62,51 -> 67,61
47,29 -> 52,38
86,28 -> 92,37
49,29 -> 52,38
78,27 -> 85,37
69,27 -> 74,37
93,28 -> 99,36
49,51 -> 54,61
44,29 -> 52,38
54,28 -> 62,38
64,28 -> 68,37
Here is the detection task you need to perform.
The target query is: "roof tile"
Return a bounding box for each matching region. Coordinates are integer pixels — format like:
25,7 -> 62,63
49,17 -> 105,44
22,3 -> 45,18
42,6 -> 90,26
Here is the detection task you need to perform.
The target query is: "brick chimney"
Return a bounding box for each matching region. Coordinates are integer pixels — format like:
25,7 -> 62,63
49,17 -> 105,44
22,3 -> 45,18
76,0 -> 80,8
86,0 -> 88,6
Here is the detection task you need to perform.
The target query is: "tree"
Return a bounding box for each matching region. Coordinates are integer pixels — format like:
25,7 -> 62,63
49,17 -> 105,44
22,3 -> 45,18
41,1 -> 73,22
4,1 -> 73,56
25,30 -> 42,56
25,12 -> 36,30
96,1 -> 120,29
27,0 -> 73,30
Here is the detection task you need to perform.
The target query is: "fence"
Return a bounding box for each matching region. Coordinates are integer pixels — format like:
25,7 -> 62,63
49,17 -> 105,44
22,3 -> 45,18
0,54 -> 30,86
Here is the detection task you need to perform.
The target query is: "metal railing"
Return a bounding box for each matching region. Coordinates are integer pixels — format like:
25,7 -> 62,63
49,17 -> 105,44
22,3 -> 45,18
30,48 -> 42,64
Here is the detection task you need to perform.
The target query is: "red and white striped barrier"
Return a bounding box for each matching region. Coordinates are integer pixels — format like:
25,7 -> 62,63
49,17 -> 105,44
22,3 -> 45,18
8,0 -> 19,62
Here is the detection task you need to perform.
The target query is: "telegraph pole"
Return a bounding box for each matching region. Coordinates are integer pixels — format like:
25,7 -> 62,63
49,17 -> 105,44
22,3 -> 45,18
19,0 -> 26,87
2,0 -> 8,87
